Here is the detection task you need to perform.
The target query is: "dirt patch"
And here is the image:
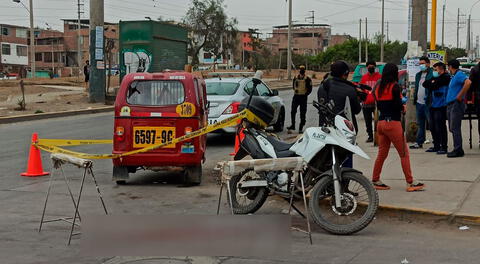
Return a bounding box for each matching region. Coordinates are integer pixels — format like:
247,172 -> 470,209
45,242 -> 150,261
0,93 -> 105,117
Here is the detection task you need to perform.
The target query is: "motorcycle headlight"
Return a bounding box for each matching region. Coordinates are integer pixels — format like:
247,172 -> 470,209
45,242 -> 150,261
346,133 -> 356,144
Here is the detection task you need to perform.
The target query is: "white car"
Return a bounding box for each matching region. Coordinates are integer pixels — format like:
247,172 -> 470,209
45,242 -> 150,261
206,77 -> 286,133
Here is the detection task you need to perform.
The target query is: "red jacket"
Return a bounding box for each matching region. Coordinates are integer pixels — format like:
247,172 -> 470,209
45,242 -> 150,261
360,72 -> 382,106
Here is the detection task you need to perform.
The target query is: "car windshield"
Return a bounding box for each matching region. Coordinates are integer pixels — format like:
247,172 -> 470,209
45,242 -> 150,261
127,80 -> 185,106
206,82 -> 239,95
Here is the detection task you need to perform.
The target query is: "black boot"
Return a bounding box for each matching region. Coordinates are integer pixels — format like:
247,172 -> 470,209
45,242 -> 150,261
299,123 -> 305,134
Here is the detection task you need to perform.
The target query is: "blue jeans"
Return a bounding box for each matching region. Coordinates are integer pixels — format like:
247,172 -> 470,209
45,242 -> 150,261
415,103 -> 428,145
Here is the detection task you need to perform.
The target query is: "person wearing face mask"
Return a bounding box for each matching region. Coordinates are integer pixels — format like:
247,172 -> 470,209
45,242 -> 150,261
422,62 -> 451,154
287,65 -> 312,133
360,61 -> 382,142
445,59 -> 472,158
410,56 -> 434,149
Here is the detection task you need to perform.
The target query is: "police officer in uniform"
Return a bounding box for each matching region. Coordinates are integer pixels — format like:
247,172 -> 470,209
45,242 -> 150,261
287,65 -> 312,133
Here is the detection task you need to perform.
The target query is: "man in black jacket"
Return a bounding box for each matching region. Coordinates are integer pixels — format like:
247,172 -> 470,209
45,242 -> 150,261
318,61 -> 362,131
318,61 -> 362,168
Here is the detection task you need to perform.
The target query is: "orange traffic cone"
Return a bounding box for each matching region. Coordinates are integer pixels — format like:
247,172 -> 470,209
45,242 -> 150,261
230,127 -> 245,156
21,133 -> 49,177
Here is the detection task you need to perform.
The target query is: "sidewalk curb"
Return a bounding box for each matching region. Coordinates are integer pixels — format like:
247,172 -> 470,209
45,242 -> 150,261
378,204 -> 480,224
0,106 -> 114,124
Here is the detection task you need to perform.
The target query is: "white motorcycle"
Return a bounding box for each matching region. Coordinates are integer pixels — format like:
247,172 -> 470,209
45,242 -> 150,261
230,93 -> 379,235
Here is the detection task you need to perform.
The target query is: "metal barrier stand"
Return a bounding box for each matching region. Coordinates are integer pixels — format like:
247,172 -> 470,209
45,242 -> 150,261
38,153 -> 108,245
216,157 -> 312,244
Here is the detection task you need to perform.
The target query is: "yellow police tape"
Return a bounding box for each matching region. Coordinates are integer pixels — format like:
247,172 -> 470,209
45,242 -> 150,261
34,109 -> 264,160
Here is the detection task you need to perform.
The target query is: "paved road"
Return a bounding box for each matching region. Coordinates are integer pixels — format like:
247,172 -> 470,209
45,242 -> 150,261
1,89 -> 479,264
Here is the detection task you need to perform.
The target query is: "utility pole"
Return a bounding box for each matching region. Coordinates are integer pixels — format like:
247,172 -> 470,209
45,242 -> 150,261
359,19 -> 362,64
29,0 -> 35,78
441,2 -> 445,49
411,0 -> 428,54
365,17 -> 368,62
380,0 -> 385,62
287,0 -> 292,80
467,14 -> 471,52
77,0 -> 83,81
386,21 -> 389,42
89,0 -> 105,102
307,10 -> 315,55
430,0 -> 437,51
457,8 -> 460,48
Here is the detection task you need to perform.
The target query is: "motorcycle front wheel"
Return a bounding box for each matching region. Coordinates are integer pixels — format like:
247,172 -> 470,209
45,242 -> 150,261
228,170 -> 269,214
308,171 -> 379,235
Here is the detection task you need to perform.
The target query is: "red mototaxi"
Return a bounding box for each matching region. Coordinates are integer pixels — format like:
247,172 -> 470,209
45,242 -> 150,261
112,71 -> 208,185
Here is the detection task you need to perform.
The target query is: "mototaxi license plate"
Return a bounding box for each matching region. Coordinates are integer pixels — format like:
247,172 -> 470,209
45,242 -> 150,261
132,127 -> 176,148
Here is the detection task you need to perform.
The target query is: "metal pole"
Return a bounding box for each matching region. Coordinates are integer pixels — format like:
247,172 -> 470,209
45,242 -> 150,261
386,21 -> 389,42
467,14 -> 471,52
51,39 -> 54,74
457,8 -> 460,49
365,17 -> 368,62
287,0 -> 292,80
77,0 -> 82,81
359,19 -> 362,64
380,0 -> 384,62
310,10 -> 315,56
89,0 -> 105,103
430,0 -> 437,51
441,3 -> 445,49
29,0 -> 35,78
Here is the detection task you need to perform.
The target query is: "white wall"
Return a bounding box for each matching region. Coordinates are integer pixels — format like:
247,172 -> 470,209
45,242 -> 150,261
1,42 -> 28,66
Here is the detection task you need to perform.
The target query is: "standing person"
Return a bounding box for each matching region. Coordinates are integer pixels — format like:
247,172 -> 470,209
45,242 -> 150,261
445,59 -> 472,158
360,61 -> 382,142
468,62 -> 480,147
422,62 -> 450,154
318,61 -> 362,168
371,63 -> 424,192
83,60 -> 90,89
410,56 -> 433,149
287,65 -> 312,134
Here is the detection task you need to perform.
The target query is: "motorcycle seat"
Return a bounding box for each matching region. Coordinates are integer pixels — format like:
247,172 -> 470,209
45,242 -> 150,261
265,135 -> 297,158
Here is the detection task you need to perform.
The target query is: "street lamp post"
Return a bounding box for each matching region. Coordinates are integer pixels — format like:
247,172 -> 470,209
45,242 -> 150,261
13,0 -> 35,78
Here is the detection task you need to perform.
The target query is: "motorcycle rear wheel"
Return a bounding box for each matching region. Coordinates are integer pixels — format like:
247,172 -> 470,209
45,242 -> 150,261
308,171 -> 379,235
228,170 -> 269,214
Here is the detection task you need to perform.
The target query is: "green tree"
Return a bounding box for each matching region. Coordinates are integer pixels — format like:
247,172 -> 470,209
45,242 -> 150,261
183,0 -> 238,67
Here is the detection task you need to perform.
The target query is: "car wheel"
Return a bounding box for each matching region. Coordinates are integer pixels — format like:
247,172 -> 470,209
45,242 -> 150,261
273,107 -> 285,132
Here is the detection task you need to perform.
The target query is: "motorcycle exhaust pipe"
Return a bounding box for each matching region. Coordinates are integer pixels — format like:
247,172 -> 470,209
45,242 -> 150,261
239,180 -> 268,188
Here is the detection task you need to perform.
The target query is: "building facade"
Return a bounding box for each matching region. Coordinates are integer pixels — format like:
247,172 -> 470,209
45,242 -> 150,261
1,20 -> 119,77
265,24 -> 331,55
0,24 -> 29,74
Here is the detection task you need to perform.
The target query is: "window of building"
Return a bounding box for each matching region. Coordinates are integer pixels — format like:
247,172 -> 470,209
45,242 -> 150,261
44,52 -> 52,63
1,44 -> 11,55
16,28 -> 27,38
35,53 -> 43,61
16,45 -> 27,56
2,27 -> 9,36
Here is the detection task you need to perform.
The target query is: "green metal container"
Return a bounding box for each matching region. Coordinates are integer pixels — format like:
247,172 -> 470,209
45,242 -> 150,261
119,20 -> 188,81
